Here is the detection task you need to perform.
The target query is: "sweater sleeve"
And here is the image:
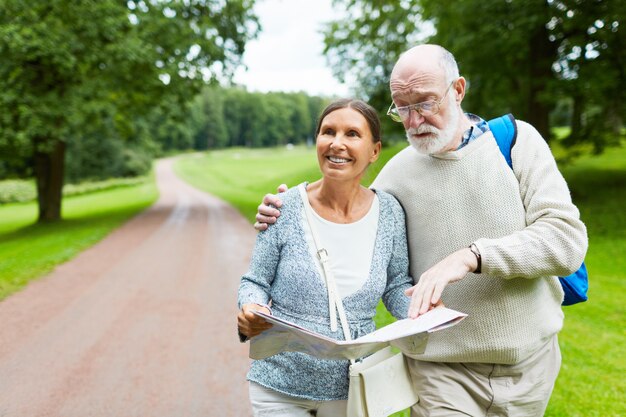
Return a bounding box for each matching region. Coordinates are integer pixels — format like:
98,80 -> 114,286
237,214 -> 282,309
381,195 -> 413,319
474,121 -> 588,278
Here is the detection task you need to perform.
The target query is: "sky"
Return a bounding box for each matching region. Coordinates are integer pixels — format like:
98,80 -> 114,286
232,0 -> 350,97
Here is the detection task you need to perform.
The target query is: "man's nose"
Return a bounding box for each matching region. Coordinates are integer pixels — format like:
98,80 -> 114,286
404,107 -> 425,130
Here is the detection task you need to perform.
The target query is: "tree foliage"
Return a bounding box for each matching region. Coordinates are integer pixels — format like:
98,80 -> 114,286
187,87 -> 327,150
0,0 -> 259,221
61,85 -> 327,169
190,87 -> 229,150
323,0 -> 625,149
323,0 -> 429,138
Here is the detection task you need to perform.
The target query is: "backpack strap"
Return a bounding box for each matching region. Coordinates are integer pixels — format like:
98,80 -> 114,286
488,114 -> 517,168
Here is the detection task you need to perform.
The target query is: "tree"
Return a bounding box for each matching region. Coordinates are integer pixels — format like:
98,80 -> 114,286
323,0 -> 625,148
551,0 -> 626,152
187,87 -> 325,149
263,93 -> 292,146
64,117 -> 153,183
0,0 -> 258,221
420,0 -> 625,146
306,96 -> 329,142
222,87 -> 248,147
148,101 -> 197,152
322,0 -> 429,138
190,86 -> 228,150
284,92 -> 313,144
419,0 -> 560,139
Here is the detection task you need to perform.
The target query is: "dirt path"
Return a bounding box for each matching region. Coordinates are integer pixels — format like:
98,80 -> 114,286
0,159 -> 257,416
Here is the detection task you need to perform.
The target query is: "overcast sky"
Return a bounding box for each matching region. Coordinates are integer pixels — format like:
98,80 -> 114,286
232,0 -> 350,97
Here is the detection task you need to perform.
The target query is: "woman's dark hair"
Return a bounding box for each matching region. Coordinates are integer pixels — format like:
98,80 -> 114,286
315,99 -> 381,143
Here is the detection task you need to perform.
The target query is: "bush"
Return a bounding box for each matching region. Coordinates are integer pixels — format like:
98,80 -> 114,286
0,176 -> 151,204
65,134 -> 153,182
0,179 -> 36,203
62,176 -> 150,197
120,148 -> 152,177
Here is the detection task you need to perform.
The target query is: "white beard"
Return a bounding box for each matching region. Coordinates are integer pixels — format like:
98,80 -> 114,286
406,102 -> 460,155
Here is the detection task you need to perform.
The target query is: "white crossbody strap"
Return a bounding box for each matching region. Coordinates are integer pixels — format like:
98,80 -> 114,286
298,184 -> 352,341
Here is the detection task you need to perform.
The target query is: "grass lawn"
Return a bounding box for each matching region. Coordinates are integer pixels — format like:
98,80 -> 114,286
0,177 -> 158,300
175,141 -> 625,417
173,147 -> 323,222
546,145 -> 626,417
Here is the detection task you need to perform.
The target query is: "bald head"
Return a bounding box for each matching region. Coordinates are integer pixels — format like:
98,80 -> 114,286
391,44 -> 459,91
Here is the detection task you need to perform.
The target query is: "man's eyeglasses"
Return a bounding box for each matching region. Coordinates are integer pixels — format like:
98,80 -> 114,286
386,80 -> 456,123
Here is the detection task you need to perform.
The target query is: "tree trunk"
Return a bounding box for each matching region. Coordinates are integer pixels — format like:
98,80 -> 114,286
527,13 -> 556,143
34,139 -> 66,222
570,93 -> 583,143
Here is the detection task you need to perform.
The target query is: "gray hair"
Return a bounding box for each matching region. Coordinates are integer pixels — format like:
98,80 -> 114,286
438,46 -> 460,84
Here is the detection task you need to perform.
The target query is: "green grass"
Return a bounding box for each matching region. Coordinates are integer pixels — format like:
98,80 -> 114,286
173,144 -> 406,223
0,177 -> 158,300
175,141 -> 625,417
545,145 -> 626,417
173,147 -> 322,222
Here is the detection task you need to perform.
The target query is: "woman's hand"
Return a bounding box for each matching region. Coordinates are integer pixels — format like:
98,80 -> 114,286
237,304 -> 273,338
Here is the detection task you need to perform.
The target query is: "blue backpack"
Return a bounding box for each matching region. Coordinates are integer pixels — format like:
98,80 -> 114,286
487,114 -> 589,306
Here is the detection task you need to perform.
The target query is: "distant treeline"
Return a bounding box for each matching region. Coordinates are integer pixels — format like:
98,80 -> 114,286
2,84 -> 582,185
187,87 -> 329,149
0,82 -> 594,186
1,87 -> 331,183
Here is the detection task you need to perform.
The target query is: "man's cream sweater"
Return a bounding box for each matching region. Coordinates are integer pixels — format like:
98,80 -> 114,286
373,120 -> 587,364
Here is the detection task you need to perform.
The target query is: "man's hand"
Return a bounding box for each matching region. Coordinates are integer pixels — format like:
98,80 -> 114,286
406,247 -> 477,318
254,184 -> 289,231
237,304 -> 273,338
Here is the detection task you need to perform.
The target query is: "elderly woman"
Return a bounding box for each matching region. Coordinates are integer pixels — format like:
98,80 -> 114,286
237,99 -> 412,417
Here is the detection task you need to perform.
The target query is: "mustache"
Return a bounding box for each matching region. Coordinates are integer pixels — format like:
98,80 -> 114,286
408,124 -> 439,135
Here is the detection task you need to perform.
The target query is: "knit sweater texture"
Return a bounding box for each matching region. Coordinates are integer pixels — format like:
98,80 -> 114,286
238,185 -> 413,400
373,120 -> 587,365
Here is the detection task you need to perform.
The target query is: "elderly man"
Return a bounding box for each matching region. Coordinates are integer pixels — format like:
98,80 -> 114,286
255,44 -> 587,416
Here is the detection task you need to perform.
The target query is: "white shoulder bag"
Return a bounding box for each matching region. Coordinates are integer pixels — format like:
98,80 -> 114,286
298,184 -> 419,417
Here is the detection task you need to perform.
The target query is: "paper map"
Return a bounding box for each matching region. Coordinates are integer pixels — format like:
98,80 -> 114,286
249,306 -> 467,360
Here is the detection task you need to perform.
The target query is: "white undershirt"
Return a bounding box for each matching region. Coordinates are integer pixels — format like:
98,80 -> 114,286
302,193 -> 380,299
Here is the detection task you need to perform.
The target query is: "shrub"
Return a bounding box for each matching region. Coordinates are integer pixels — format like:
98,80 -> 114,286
0,179 -> 36,204
0,176 -> 151,204
65,134 -> 153,182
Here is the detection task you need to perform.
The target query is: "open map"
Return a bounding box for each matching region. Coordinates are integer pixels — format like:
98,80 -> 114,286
249,306 -> 467,360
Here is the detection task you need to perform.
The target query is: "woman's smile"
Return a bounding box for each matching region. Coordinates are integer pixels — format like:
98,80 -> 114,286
326,155 -> 352,164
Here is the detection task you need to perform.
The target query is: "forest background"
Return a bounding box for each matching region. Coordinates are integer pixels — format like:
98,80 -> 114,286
1,0 -> 624,222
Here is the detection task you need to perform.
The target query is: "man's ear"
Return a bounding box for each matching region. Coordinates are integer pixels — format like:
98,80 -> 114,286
454,77 -> 467,103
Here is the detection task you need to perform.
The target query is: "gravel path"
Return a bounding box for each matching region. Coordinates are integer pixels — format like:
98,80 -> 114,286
0,158 -> 256,417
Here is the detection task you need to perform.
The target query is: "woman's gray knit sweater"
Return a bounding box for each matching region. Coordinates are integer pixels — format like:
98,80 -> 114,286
238,184 -> 412,401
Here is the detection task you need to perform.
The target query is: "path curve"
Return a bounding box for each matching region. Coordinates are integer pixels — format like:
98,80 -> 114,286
0,158 -> 256,416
